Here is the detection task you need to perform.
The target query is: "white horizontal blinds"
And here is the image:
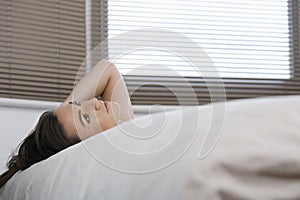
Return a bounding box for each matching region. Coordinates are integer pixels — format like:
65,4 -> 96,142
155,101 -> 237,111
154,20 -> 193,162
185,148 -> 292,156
0,0 -> 86,102
107,0 -> 300,105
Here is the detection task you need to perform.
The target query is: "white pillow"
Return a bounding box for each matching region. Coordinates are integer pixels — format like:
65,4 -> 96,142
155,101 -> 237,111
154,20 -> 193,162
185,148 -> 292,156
2,95 -> 300,200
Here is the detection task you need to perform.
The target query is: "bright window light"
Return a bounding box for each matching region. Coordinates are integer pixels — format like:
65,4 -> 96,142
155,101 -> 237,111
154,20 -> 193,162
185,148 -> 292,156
108,0 -> 291,79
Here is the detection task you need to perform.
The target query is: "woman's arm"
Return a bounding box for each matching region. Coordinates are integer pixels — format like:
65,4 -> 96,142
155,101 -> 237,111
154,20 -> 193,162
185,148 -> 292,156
61,59 -> 134,122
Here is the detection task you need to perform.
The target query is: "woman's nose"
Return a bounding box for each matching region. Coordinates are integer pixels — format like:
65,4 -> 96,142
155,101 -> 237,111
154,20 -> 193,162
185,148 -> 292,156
93,98 -> 101,110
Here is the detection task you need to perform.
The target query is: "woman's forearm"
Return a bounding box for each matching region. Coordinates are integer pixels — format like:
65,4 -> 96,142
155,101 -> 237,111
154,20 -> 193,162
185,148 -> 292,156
62,59 -> 112,104
100,61 -> 134,122
61,59 -> 134,121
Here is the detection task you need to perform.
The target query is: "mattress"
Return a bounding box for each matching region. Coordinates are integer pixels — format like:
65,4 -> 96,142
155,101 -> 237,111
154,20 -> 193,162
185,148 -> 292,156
1,95 -> 300,200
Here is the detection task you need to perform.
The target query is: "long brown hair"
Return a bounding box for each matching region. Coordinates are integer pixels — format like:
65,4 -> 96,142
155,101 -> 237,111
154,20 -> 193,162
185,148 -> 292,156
0,111 -> 80,189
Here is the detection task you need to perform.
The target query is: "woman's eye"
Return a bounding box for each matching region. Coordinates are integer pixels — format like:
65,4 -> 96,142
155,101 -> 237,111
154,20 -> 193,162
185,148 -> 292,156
83,114 -> 90,124
74,101 -> 81,106
68,101 -> 81,106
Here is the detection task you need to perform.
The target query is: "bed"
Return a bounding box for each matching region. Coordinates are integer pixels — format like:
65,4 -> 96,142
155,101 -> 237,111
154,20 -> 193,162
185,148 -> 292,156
1,95 -> 300,200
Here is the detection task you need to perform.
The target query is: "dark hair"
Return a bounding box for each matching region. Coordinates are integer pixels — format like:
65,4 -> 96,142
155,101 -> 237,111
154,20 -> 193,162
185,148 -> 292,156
0,111 -> 80,189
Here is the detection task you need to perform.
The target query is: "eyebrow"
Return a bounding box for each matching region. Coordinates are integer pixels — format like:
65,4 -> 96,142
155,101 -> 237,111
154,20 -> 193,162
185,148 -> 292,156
78,110 -> 85,127
69,101 -> 81,106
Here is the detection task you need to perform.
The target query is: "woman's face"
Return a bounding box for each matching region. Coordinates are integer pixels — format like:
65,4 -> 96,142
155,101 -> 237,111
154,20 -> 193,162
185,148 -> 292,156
54,98 -> 118,140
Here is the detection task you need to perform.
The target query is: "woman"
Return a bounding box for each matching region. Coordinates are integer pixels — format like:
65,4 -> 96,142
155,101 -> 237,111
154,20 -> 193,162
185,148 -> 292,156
0,59 -> 134,189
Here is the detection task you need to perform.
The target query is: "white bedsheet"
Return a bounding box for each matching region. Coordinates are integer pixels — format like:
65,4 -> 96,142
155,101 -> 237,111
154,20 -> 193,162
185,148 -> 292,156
1,95 -> 300,200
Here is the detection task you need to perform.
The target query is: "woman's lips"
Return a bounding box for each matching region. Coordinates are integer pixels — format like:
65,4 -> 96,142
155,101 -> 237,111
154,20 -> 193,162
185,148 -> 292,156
104,101 -> 109,113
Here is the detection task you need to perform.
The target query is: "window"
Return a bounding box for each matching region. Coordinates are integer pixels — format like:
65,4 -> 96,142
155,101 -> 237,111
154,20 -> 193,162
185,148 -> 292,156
102,0 -> 300,105
108,0 -> 291,79
0,0 -> 86,102
0,0 -> 299,105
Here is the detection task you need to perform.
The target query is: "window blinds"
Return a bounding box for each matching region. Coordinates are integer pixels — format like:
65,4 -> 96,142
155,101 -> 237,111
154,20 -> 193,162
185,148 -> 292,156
0,0 -> 299,105
87,0 -> 108,69
0,0 -> 86,102
106,0 -> 300,105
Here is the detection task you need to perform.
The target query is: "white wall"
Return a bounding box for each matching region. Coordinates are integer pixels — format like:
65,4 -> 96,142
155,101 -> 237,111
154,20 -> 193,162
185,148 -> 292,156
0,106 -> 51,174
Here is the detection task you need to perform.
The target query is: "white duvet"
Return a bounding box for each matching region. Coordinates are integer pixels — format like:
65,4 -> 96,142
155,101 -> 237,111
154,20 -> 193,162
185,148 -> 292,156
1,95 -> 300,200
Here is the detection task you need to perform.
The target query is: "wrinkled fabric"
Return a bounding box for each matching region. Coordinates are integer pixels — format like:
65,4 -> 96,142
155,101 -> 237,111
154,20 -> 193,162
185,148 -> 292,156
2,95 -> 300,200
